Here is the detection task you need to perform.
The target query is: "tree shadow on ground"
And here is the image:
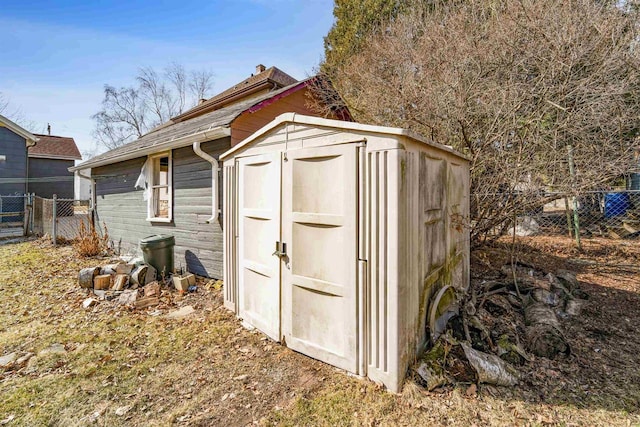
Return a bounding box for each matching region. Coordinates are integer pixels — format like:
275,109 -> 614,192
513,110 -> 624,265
473,236 -> 640,415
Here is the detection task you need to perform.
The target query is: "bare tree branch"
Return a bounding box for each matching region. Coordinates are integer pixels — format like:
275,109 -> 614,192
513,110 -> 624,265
315,0 -> 640,243
92,64 -> 215,150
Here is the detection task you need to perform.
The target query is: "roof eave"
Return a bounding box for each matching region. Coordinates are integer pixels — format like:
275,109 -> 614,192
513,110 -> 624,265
0,114 -> 37,146
69,126 -> 231,172
29,153 -> 82,161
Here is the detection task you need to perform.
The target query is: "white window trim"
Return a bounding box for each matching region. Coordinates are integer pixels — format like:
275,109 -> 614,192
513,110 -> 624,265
146,151 -> 173,223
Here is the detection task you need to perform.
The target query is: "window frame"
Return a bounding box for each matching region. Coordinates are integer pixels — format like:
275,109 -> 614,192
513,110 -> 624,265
146,151 -> 173,223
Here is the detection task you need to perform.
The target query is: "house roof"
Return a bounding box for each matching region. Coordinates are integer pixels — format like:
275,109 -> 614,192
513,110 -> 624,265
170,66 -> 298,123
220,113 -> 470,162
0,114 -> 37,146
29,134 -> 82,160
70,79 -> 311,172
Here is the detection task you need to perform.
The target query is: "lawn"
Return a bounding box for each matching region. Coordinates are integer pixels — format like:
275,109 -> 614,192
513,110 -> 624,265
0,237 -> 638,426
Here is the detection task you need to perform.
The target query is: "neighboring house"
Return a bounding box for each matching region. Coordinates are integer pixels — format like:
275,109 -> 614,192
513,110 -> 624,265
70,65 -> 350,279
0,114 -> 37,196
74,168 -> 91,200
28,133 -> 82,198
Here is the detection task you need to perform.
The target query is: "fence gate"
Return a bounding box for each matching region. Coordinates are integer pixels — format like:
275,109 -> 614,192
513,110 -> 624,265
0,195 -> 26,238
31,195 -> 92,243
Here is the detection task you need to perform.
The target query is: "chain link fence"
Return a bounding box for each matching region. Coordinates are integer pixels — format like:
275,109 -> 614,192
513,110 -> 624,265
472,189 -> 640,241
0,195 -> 26,238
31,195 -> 92,244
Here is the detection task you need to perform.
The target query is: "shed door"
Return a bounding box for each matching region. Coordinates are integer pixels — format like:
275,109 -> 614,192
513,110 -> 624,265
281,144 -> 359,373
237,153 -> 281,341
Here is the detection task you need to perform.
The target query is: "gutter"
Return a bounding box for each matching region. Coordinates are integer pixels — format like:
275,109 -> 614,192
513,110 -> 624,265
192,140 -> 219,223
69,126 -> 231,172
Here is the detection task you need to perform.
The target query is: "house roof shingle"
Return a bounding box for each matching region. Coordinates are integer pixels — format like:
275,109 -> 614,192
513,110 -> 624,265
30,134 -> 82,160
170,66 -> 298,123
71,79 -> 310,171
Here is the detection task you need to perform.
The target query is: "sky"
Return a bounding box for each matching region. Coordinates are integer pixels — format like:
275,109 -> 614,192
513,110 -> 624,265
0,0 -> 335,159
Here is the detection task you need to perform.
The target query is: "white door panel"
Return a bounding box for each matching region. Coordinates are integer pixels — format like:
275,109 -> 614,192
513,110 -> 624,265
237,153 -> 281,341
281,145 -> 359,373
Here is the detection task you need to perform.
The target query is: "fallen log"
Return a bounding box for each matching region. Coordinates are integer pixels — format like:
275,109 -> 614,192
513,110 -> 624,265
112,274 -> 128,291
524,302 -> 570,358
78,267 -> 101,289
134,296 -> 159,309
130,265 -> 148,287
94,274 -> 111,291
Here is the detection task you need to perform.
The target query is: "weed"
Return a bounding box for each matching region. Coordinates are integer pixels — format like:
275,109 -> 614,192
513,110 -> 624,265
74,220 -> 109,257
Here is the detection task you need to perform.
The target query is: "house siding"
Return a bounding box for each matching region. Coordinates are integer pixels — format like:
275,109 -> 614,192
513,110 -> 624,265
230,88 -> 335,146
94,138 -> 229,278
0,126 -> 28,195
28,158 -> 75,198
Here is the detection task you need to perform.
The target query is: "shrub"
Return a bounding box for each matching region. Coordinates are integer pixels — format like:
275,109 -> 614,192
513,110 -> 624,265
74,220 -> 109,257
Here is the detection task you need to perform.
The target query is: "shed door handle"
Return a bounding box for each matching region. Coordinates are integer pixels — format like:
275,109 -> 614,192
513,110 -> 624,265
272,241 -> 287,257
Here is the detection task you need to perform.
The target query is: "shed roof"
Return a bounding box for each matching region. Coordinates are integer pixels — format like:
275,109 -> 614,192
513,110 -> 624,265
71,79 -> 310,171
220,113 -> 470,162
30,134 -> 82,160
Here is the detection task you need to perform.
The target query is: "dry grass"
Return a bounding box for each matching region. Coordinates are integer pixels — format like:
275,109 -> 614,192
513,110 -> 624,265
1,239 -> 639,426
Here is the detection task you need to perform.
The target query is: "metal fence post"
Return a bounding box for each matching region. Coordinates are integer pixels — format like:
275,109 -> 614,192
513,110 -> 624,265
30,193 -> 35,234
52,194 -> 57,246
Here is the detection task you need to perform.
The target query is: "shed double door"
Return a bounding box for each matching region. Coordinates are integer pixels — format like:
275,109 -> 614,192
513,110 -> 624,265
237,144 -> 359,373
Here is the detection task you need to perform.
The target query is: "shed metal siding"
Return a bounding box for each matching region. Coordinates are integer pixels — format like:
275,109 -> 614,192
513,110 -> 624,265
27,158 -> 75,198
94,138 -> 229,278
0,126 -> 28,195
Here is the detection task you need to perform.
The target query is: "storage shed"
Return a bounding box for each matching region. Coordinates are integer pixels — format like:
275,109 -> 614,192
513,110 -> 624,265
221,113 -> 470,392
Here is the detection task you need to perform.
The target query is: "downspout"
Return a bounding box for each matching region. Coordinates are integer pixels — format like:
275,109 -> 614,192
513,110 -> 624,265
193,140 -> 219,223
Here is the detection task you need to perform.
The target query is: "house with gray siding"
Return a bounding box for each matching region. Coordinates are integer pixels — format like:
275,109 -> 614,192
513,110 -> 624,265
0,115 -> 37,196
28,134 -> 82,198
71,66 -> 350,279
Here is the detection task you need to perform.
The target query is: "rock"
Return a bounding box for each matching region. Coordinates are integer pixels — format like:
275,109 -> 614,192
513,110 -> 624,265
83,298 -> 99,309
0,415 -> 15,425
15,353 -> 34,367
114,405 -> 132,416
0,352 -> 17,368
233,374 -> 248,381
116,290 -> 138,306
38,343 -> 66,357
25,356 -> 38,373
166,305 -> 195,319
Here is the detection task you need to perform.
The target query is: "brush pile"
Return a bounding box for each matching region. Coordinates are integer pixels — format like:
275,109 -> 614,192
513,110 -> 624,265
414,262 -> 589,390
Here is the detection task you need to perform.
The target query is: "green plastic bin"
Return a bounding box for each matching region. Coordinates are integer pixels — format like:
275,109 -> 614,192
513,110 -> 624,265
140,235 -> 175,277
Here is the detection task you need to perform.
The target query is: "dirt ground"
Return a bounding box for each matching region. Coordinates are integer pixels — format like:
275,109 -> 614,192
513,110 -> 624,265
0,236 -> 639,426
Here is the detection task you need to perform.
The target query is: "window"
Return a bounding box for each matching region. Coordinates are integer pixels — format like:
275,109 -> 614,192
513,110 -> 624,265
148,152 -> 172,222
